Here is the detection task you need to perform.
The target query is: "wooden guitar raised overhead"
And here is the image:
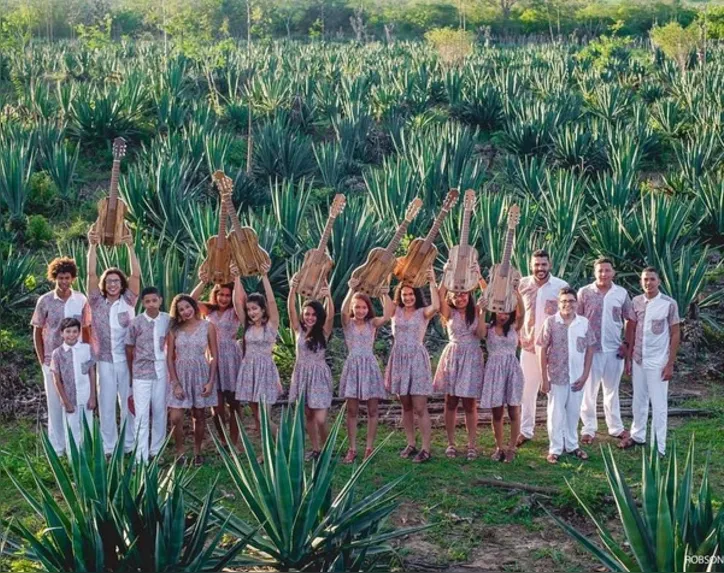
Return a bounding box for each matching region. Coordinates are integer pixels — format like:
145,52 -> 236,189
93,137 -> 130,246
350,198 -> 423,297
483,205 -> 521,313
201,174 -> 233,284
212,171 -> 271,277
394,189 -> 459,288
296,194 -> 346,299
442,190 -> 479,293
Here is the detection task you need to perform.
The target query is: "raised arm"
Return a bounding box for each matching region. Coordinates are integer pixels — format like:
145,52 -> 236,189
438,281 -> 451,321
87,229 -> 100,293
322,285 -> 335,339
230,263 -> 247,325
475,296 -> 488,339
123,234 -> 141,296
340,284 -> 355,328
423,267 -> 440,320
514,290 -> 524,332
287,273 -> 300,330
261,270 -> 279,329
372,291 -> 393,328
191,267 -> 211,314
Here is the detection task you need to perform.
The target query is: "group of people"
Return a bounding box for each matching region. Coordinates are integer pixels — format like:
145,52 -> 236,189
31,230 -> 681,467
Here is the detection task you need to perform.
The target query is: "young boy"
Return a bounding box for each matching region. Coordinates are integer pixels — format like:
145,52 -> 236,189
537,287 -> 596,464
126,287 -> 170,463
50,318 -> 97,457
31,257 -> 91,456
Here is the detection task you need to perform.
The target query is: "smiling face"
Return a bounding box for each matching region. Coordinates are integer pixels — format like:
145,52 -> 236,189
594,262 -> 614,288
450,291 -> 469,310
531,256 -> 550,282
61,325 -> 80,346
246,301 -> 265,324
302,304 -> 318,328
177,299 -> 196,322
352,296 -> 370,320
55,272 -> 74,294
104,272 -> 123,298
215,287 -> 232,309
496,312 -> 511,326
641,270 -> 660,297
401,286 -> 417,308
558,293 -> 577,318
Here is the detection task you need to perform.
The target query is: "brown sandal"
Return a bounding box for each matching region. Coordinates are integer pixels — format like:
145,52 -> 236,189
614,430 -> 630,440
363,447 -> 374,460
466,447 -> 478,461
618,437 -> 644,450
412,449 -> 431,464
399,444 -> 418,459
546,453 -> 559,464
569,448 -> 589,461
490,448 -> 505,462
580,434 -> 595,445
342,449 -> 357,464
445,445 -> 458,459
503,448 -> 516,463
516,434 -> 531,447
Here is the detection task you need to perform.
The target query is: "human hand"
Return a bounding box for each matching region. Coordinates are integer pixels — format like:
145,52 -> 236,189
260,261 -> 271,275
198,268 -> 210,283
127,395 -> 135,416
87,396 -> 97,411
348,277 -> 360,290
65,402 -> 76,414
88,228 -> 100,246
173,382 -> 185,400
229,261 -> 240,278
319,285 -> 331,299
121,231 -> 134,246
571,377 -> 586,392
662,363 -> 674,381
290,273 -> 300,289
625,359 -> 632,377
201,382 -> 213,398
541,380 -> 551,394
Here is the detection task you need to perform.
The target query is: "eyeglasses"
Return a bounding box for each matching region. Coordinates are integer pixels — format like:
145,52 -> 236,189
106,279 -> 122,285
559,298 -> 576,305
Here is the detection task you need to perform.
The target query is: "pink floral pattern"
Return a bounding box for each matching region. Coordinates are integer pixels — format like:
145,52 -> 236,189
236,324 -> 280,404
339,321 -> 386,400
31,290 -> 91,365
125,313 -> 170,380
517,276 -> 568,353
480,327 -> 524,408
289,326 -> 333,409
50,346 -> 78,406
632,294 -> 681,365
577,284 -> 633,353
207,308 -> 241,393
168,321 -> 217,409
89,289 -> 138,362
537,316 -> 596,386
433,311 -> 483,398
385,307 -> 432,396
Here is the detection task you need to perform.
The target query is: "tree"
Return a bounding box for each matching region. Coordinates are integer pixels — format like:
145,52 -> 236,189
480,0 -> 519,21
650,20 -> 700,73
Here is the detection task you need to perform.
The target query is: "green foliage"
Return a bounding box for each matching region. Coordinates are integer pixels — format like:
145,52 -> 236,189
576,23 -> 633,72
650,21 -> 701,73
25,214 -> 54,247
0,247 -> 37,312
0,139 -> 34,221
550,437 -> 724,572
25,172 -> 59,215
424,28 -> 474,67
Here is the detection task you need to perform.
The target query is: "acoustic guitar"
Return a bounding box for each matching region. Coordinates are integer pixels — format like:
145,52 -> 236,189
442,190 -> 479,293
394,189 -> 459,288
212,171 -> 271,277
483,205 -> 521,313
296,194 -> 346,299
201,174 -> 233,284
350,198 -> 423,298
93,137 -> 130,246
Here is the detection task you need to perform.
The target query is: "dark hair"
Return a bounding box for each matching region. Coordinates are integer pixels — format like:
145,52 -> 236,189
141,286 -> 160,298
47,257 -> 78,281
393,284 -> 426,309
242,293 -> 269,357
642,266 -> 659,276
169,294 -> 201,332
301,299 -> 328,352
593,257 -> 614,269
60,317 -> 81,332
350,293 -> 376,321
490,311 -> 517,337
445,290 -> 476,327
558,286 -> 577,300
531,249 -> 549,261
207,282 -> 234,313
99,267 -> 129,297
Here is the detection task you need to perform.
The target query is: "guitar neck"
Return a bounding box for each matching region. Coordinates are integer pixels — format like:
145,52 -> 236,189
225,195 -> 243,235
109,159 -> 121,205
423,208 -> 448,247
459,209 -> 472,249
385,219 -> 410,256
317,215 -> 335,252
217,198 -> 228,248
499,227 -> 515,276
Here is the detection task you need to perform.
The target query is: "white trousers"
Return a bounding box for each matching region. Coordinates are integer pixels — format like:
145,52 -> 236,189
520,350 -> 542,439
42,364 -> 66,455
547,383 -> 584,455
580,351 -> 625,437
64,405 -> 94,459
133,360 -> 168,462
98,361 -> 135,455
630,362 -> 669,455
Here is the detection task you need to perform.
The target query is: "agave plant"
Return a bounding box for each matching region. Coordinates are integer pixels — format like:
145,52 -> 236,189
0,139 -> 35,226
550,438 -> 724,572
270,177 -> 314,257
0,419 -> 252,572
695,175 -> 724,236
0,247 -> 38,312
634,192 -> 697,267
313,141 -> 347,191
210,400 -> 427,572
41,139 -> 80,202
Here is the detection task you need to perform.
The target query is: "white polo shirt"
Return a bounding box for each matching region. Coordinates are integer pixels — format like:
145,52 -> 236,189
577,282 -> 633,354
631,293 -> 680,370
519,274 -> 569,353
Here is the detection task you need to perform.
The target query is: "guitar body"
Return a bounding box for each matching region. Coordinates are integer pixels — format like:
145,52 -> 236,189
200,235 -> 233,284
228,227 -> 271,277
297,249 -> 334,299
394,238 -> 439,288
485,263 -> 522,313
95,196 -> 131,247
350,248 -> 396,297
442,244 -> 480,292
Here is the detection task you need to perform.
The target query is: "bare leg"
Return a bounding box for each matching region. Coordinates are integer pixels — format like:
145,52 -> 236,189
211,390 -> 227,445
462,398 -> 477,449
315,408 -> 329,448
250,402 -> 262,435
192,407 -> 206,456
305,405 -> 319,451
444,394 -> 459,447
227,393 -> 242,447
169,408 -> 185,457
400,395 -> 416,447
413,395 -> 432,452
492,406 -> 505,450
366,399 -> 379,451
508,405 -> 521,451
346,399 -> 359,453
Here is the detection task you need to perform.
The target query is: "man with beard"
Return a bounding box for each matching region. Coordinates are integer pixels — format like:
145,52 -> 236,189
31,257 -> 92,456
516,249 -> 568,446
577,257 -> 634,445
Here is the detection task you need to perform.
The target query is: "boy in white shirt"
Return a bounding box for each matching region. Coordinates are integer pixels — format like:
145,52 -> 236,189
126,287 -> 170,463
50,318 -> 97,457
537,287 -> 596,464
